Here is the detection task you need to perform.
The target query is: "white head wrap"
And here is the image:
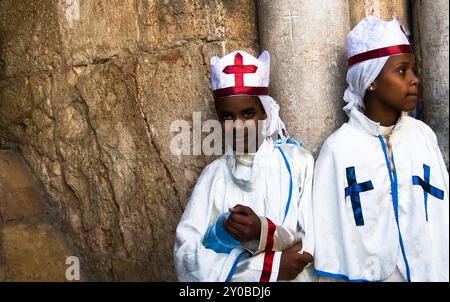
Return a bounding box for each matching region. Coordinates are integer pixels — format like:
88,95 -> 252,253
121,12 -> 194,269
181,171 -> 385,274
258,95 -> 289,141
210,50 -> 290,142
343,57 -> 389,114
343,16 -> 412,115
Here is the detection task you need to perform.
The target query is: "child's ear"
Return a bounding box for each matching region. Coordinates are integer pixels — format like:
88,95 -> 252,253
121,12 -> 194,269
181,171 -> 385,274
367,82 -> 377,92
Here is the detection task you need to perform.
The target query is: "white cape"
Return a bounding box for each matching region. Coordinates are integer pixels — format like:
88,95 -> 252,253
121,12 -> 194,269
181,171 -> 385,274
313,108 -> 449,281
174,139 -> 316,282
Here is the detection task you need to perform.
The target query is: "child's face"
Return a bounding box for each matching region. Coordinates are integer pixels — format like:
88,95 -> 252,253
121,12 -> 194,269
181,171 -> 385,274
215,95 -> 267,153
372,53 -> 420,112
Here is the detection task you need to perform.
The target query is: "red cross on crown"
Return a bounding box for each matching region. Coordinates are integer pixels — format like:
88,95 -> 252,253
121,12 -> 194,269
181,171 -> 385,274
210,50 -> 270,99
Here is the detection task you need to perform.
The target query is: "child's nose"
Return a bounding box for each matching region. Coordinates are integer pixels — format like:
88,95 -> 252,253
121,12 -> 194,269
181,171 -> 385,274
233,118 -> 246,128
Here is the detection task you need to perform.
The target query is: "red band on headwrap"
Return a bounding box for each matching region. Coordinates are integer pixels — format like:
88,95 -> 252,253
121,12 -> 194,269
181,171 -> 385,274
213,86 -> 269,99
348,44 -> 413,67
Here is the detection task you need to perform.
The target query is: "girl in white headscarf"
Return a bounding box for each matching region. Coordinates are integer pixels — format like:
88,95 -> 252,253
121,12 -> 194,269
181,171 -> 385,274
313,16 -> 448,282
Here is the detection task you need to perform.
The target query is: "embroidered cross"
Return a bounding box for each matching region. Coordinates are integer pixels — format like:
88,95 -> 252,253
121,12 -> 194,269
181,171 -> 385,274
222,52 -> 258,87
345,166 -> 374,226
412,164 -> 444,222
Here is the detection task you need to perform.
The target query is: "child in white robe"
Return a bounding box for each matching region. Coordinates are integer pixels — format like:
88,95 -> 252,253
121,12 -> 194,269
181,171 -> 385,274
174,50 -> 316,282
313,16 -> 449,282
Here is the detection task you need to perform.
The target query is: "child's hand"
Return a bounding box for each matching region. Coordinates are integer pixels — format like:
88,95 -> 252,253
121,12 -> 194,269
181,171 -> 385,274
223,204 -> 261,242
277,242 -> 314,280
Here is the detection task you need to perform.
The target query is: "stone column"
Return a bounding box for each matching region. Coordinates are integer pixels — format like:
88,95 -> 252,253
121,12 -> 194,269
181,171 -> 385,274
412,0 -> 449,168
257,0 -> 350,155
348,0 -> 410,30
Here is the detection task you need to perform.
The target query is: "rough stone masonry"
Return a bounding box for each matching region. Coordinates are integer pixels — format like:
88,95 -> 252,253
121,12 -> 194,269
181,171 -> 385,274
0,0 -> 259,281
0,0 -> 448,281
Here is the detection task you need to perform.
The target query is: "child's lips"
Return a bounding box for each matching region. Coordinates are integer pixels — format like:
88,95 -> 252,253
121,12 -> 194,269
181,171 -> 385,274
406,94 -> 418,101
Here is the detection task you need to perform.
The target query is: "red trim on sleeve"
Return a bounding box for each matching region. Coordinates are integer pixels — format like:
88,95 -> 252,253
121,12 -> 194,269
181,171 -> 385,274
260,251 -> 275,282
259,218 -> 276,282
264,218 -> 276,252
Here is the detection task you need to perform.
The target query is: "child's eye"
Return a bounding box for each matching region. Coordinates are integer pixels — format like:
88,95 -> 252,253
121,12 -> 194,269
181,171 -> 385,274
399,68 -> 406,75
243,111 -> 255,119
221,113 -> 233,120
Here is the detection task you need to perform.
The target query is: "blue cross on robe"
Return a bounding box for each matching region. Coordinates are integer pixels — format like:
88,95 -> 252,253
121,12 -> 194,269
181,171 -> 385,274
345,166 -> 374,226
412,164 -> 444,222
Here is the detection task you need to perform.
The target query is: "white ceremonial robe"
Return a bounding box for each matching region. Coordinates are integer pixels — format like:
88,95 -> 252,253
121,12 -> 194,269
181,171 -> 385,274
313,108 -> 449,282
174,138 -> 316,282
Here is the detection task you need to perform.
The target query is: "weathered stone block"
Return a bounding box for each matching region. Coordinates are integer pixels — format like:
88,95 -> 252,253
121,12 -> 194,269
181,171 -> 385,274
58,0 -> 139,66
0,0 -> 62,78
349,0 -> 410,30
0,150 -> 46,222
0,0 -> 259,281
135,0 -> 224,50
1,222 -> 84,281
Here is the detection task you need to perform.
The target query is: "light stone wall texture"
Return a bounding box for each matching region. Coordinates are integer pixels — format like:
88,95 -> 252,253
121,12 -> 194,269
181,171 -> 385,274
0,150 -> 88,281
257,0 -> 350,156
349,0 -> 411,30
0,0 -> 448,281
412,0 -> 449,168
0,0 -> 258,281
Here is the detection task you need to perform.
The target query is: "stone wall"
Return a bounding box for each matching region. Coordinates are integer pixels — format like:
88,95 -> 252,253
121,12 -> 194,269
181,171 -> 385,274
0,150 -> 87,281
258,0 -> 350,156
412,0 -> 449,168
0,0 -> 448,281
0,0 -> 258,281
